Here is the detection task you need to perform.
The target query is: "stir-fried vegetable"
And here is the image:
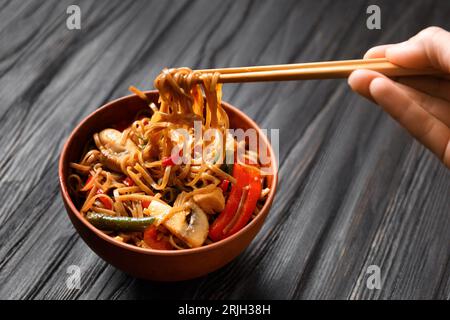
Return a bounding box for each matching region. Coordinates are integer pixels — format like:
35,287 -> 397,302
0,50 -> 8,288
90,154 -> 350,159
86,212 -> 155,232
209,164 -> 261,241
96,189 -> 113,210
219,179 -> 230,193
141,200 -> 151,209
123,177 -> 135,186
143,225 -> 173,250
81,175 -> 95,192
226,169 -> 261,235
162,156 -> 176,167
146,200 -> 209,248
209,183 -> 243,241
95,128 -> 138,172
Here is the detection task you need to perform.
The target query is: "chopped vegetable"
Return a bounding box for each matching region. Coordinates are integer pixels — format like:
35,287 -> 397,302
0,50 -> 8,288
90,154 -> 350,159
162,156 -> 176,167
143,225 -> 173,250
81,175 -> 94,191
219,179 -> 230,193
86,212 -> 155,232
209,183 -> 243,241
164,202 -> 209,247
95,128 -> 139,172
226,171 -> 261,235
162,148 -> 184,167
141,200 -> 151,209
209,164 -> 261,241
96,189 -> 113,210
146,199 -> 209,247
123,177 -> 135,186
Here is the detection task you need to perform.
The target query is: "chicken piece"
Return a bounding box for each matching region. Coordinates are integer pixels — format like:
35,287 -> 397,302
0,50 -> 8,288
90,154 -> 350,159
94,128 -> 138,172
146,200 -> 209,248
193,187 -> 225,214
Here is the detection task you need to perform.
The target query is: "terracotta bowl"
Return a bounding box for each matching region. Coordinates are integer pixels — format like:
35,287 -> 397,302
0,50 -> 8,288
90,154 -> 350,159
59,91 -> 278,281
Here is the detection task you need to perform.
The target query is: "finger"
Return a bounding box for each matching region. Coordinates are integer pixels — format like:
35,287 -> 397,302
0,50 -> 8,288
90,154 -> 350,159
369,77 -> 450,167
348,69 -> 389,101
385,27 -> 450,72
395,81 -> 450,128
349,71 -> 450,127
397,76 -> 450,101
364,44 -> 395,59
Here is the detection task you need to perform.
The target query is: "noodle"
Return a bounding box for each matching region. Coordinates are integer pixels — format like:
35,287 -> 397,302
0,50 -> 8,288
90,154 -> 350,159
68,67 -> 268,250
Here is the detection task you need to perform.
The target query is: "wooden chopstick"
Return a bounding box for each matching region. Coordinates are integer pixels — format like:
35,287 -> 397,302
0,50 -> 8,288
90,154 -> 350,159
195,58 -> 441,83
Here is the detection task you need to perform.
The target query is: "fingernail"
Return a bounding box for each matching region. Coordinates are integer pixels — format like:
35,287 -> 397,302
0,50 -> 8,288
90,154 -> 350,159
369,77 -> 391,104
347,70 -> 362,89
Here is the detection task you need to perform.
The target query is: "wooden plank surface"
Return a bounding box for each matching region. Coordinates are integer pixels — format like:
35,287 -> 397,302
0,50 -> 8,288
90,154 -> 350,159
0,0 -> 449,299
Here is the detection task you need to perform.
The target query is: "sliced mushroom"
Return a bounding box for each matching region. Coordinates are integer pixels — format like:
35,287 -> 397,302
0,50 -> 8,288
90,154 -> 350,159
193,187 -> 225,214
146,200 -> 209,248
94,128 -> 138,172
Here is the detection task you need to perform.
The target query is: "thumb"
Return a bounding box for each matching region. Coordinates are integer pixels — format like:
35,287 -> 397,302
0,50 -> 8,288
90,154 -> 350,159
385,26 -> 450,73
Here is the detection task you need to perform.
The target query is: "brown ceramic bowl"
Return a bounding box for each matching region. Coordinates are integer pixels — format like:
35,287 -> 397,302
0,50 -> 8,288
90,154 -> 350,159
59,91 -> 278,281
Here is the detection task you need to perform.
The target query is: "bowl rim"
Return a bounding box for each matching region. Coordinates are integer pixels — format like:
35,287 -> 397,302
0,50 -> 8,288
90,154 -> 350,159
59,90 -> 278,256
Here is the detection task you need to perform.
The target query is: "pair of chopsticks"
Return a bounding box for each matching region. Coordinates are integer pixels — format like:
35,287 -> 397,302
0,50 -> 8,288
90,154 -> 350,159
195,58 -> 440,83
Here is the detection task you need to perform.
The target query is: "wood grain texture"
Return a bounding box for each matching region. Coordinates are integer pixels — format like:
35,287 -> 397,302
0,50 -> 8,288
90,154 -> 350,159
0,0 -> 449,300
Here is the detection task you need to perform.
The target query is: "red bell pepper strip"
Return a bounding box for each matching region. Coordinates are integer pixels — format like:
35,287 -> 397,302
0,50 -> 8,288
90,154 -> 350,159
209,182 -> 243,241
96,189 -> 113,210
81,175 -> 94,192
209,164 -> 261,241
162,156 -> 176,167
143,226 -> 173,250
219,179 -> 230,193
141,200 -> 151,209
162,148 -> 184,167
226,173 -> 261,236
123,177 -> 135,186
161,156 -> 180,167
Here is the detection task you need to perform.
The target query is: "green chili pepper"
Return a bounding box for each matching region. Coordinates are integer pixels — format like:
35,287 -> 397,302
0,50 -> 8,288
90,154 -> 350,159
86,212 -> 155,232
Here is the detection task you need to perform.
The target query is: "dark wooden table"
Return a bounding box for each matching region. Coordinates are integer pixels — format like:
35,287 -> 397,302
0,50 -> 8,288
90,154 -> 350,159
0,0 -> 449,300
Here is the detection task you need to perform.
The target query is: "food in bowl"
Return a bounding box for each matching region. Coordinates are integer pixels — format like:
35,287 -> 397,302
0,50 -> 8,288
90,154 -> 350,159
67,68 -> 271,250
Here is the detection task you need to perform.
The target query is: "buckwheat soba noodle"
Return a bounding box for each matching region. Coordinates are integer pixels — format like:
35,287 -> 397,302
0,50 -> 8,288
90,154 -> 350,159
68,68 -> 270,250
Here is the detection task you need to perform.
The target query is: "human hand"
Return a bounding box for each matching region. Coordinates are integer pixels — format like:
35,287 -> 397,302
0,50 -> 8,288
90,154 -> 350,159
348,26 -> 450,168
